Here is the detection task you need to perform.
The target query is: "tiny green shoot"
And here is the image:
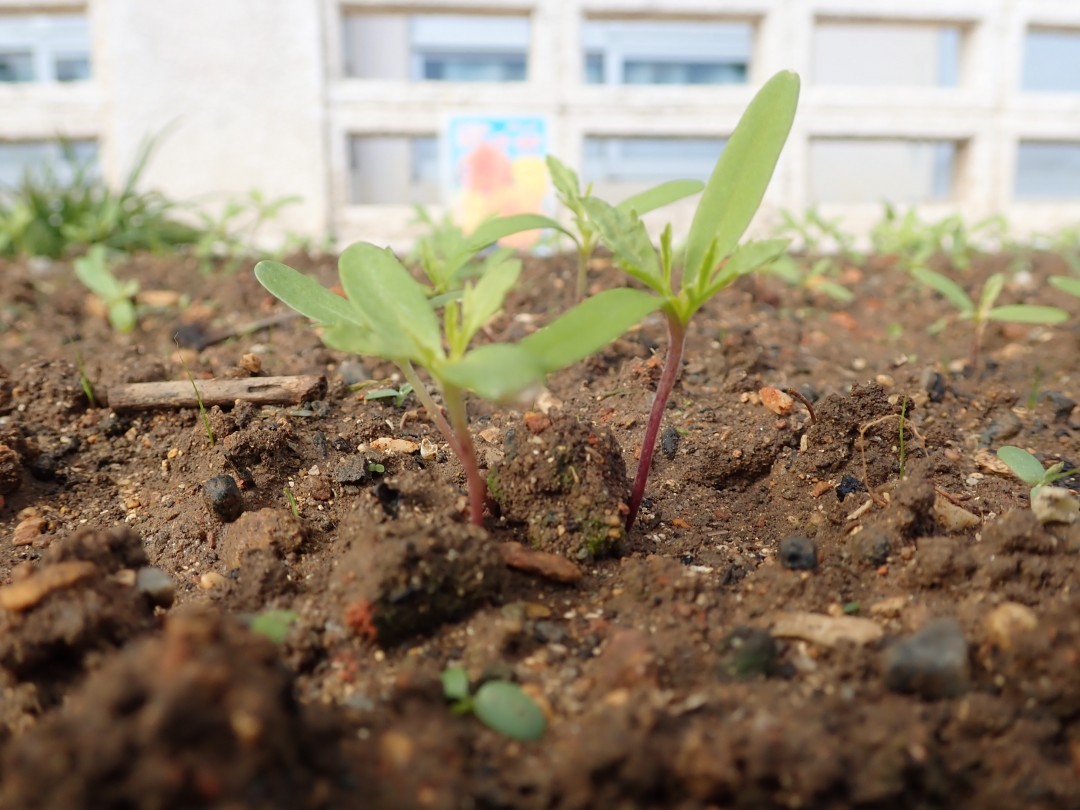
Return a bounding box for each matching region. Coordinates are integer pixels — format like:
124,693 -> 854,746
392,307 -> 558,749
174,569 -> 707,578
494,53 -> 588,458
284,486 -> 300,518
364,382 -> 414,408
440,666 -> 546,741
585,70 -> 800,529
75,350 -> 96,407
249,608 -> 299,644
175,344 -> 215,446
73,245 -> 139,333
911,268 -> 1068,370
546,155 -> 703,300
996,445 -> 1073,501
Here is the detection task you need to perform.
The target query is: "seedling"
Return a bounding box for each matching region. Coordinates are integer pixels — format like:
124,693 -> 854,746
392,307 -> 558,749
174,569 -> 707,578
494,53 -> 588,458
193,189 -> 302,275
174,343 -> 216,446
996,446 -> 1073,500
765,255 -> 854,303
284,486 -> 300,517
545,155 -> 703,299
440,666 -> 546,742
1049,274 -> 1080,299
73,245 -> 139,333
255,227 -> 656,525
871,206 -> 1004,273
911,267 -> 1068,369
74,350 -> 97,407
249,608 -> 299,644
363,382 -> 414,408
584,71 -> 800,529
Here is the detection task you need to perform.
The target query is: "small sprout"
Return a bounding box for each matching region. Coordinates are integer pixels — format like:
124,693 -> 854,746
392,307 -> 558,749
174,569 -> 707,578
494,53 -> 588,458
366,462 -> 385,474
912,268 -> 1068,370
74,245 -> 139,333
996,445 -> 1073,501
440,666 -> 546,741
1049,275 -> 1080,298
364,382 -> 414,408
75,350 -> 96,407
249,609 -> 299,644
283,486 -> 300,517
175,344 -> 215,446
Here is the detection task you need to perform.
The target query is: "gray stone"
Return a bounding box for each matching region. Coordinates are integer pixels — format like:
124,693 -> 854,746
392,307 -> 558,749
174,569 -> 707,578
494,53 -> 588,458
204,475 -> 243,522
135,566 -> 175,607
883,618 -> 969,699
779,535 -> 818,571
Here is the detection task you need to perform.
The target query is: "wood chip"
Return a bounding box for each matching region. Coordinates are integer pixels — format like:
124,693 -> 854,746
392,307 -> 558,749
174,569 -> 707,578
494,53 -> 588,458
0,561 -> 98,612
759,386 -> 794,415
770,610 -> 884,647
500,541 -> 582,584
974,448 -> 1013,476
933,496 -> 981,531
370,437 -> 419,454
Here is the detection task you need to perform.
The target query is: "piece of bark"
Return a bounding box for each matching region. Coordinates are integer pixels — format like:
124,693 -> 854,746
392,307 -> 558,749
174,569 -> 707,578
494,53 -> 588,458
107,375 -> 326,411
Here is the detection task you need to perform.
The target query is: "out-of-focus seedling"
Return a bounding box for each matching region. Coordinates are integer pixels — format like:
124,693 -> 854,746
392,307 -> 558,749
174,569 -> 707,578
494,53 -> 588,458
249,608 -> 299,644
996,445 -> 1073,501
441,666 -> 546,741
363,382 -> 414,408
74,245 -> 139,333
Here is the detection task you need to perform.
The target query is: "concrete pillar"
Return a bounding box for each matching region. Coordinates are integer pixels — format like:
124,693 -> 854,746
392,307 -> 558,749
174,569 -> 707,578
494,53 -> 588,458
90,0 -> 330,239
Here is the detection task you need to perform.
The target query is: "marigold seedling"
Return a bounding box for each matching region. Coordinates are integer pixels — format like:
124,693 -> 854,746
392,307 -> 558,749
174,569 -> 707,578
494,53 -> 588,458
585,70 -> 800,529
363,382 -> 414,408
74,245 -> 139,333
255,222 -> 656,525
996,445 -> 1073,500
440,666 -> 546,741
249,608 -> 299,644
911,267 -> 1068,370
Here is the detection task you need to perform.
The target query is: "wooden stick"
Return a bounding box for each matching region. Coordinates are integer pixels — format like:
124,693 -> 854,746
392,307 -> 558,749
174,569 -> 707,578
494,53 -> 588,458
107,375 -> 326,411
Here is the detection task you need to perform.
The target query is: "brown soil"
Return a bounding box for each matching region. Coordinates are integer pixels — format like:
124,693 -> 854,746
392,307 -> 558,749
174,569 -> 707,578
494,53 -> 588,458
1,248 -> 1080,809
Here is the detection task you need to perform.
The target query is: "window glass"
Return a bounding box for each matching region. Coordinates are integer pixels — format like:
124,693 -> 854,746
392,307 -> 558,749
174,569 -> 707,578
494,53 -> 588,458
0,13 -> 90,82
809,139 -> 958,203
1023,29 -> 1080,92
814,21 -> 962,87
0,51 -> 33,82
1015,142 -> 1080,199
349,135 -> 439,205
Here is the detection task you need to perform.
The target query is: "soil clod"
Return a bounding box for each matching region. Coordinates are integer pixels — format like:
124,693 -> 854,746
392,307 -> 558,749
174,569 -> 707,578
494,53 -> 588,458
204,474 -> 244,522
882,617 -> 970,699
778,535 -> 818,570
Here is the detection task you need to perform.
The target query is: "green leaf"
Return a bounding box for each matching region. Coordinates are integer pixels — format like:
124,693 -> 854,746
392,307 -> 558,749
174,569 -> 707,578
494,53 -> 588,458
997,446 -> 1049,486
74,246 -> 121,299
616,178 -> 703,216
986,305 -> 1069,325
440,667 -> 471,702
546,155 -> 582,207
702,238 -> 789,299
440,343 -> 546,401
1049,275 -> 1080,297
254,260 -> 360,325
249,609 -> 299,645
911,266 -> 974,315
320,320 -> 389,358
466,213 -> 571,253
460,256 -> 522,347
107,299 -> 137,333
813,279 -> 856,303
520,287 -> 659,372
683,71 -> 800,291
582,197 -> 664,293
472,680 -> 547,741
339,242 -> 444,363
976,273 -> 1005,316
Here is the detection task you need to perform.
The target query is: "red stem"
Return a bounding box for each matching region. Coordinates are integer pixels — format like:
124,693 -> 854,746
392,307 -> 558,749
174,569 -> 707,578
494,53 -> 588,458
625,313 -> 686,530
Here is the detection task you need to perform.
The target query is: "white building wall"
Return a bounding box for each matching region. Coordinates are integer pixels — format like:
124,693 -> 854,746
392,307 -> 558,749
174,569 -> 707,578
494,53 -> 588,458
2,0 -> 1080,247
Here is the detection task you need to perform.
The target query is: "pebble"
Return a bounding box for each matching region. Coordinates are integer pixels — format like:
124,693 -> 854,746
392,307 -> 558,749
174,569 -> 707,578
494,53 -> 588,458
370,437 -> 419,454
836,474 -> 866,502
199,571 -> 228,590
980,411 -> 1022,445
0,561 -> 97,612
772,611 -> 884,647
523,411 -> 552,434
778,535 -> 818,570
332,456 -> 370,485
660,425 -> 680,460
983,602 -> 1038,652
338,360 -> 368,386
1031,486 -> 1079,525
1042,391 -> 1076,422
500,541 -> 582,583
11,516 -> 47,546
135,566 -> 176,607
204,475 -> 244,522
882,617 -> 970,699
933,497 -> 981,531
759,386 -> 794,416
856,528 -> 892,567
920,368 -> 946,403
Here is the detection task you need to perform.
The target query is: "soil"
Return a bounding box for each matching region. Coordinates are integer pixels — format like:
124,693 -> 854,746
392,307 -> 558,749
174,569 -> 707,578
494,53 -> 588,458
1,247 -> 1080,809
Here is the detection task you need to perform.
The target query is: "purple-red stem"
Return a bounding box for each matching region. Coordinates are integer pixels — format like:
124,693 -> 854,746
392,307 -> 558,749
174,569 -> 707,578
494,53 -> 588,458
625,313 -> 686,531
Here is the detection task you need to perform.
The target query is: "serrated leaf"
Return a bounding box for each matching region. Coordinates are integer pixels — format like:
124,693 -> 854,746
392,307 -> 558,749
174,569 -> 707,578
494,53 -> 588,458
460,256 -> 521,346
339,242 -> 443,363
986,304 -> 1069,325
472,681 -> 546,741
702,238 -> 790,299
616,178 -> 703,216
684,71 -> 800,292
440,667 -> 471,702
997,446 -> 1049,486
1049,275 -> 1080,297
582,197 -> 664,293
546,155 -> 582,206
441,343 -> 546,401
255,260 -> 360,326
520,287 -> 659,372
466,213 -> 571,253
911,266 -> 974,315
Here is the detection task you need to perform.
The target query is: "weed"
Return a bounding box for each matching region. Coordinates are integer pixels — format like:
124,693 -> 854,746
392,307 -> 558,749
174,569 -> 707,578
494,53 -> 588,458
585,71 -> 800,529
73,245 -> 139,333
911,267 -> 1068,369
249,609 -> 299,644
441,666 -> 546,741
74,350 -> 97,407
996,445 -> 1073,501
192,189 -> 302,274
284,486 -> 300,518
175,344 -> 215,446
871,206 -> 1004,273
363,382 -> 414,408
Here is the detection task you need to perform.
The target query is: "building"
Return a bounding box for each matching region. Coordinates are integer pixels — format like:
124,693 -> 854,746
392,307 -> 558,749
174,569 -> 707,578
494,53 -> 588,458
2,0 -> 1080,247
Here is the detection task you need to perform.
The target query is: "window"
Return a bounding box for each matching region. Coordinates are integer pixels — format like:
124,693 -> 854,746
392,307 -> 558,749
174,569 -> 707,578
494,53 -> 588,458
0,13 -> 91,83
809,139 -> 959,204
582,20 -> 751,86
1015,142 -> 1080,199
348,135 -> 438,205
342,12 -> 529,82
813,21 -> 962,87
584,136 -> 723,198
0,140 -> 98,189
1023,29 -> 1080,92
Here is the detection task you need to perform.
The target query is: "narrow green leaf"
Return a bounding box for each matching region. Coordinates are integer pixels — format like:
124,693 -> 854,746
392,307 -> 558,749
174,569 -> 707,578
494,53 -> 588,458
813,279 -> 856,303
976,273 -> 1005,316
254,260 -> 360,326
684,71 -> 800,291
702,238 -> 789,299
440,667 -> 471,702
460,256 -> 522,346
1049,275 -> 1080,297
440,343 -> 546,401
466,213 -> 572,253
107,299 -> 137,333
339,242 -> 444,362
986,304 -> 1069,325
911,266 -> 974,315
520,287 -> 659,372
546,155 -> 582,206
997,446 -> 1049,486
616,178 -> 704,216
472,681 -> 547,741
582,197 -> 665,293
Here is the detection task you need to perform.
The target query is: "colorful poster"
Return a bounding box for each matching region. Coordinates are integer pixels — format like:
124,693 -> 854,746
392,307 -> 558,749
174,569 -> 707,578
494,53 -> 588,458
443,115 -> 549,247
